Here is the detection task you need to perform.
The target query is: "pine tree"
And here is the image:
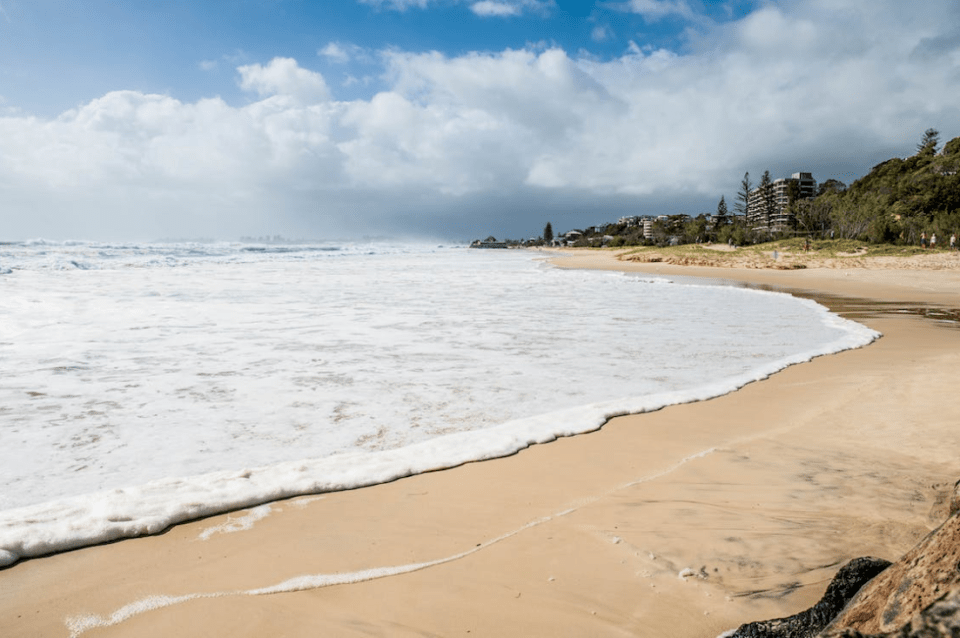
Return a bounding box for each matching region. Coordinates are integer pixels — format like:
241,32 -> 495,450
917,128 -> 940,155
543,222 -> 554,243
759,170 -> 775,228
735,172 -> 752,219
715,196 -> 728,227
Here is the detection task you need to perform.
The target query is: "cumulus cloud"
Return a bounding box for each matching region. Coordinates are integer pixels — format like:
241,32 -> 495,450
470,1 -> 520,17
318,41 -> 375,66
0,0 -> 958,240
237,57 -> 331,104
0,74 -> 347,238
319,42 -> 351,64
470,0 -> 553,17
616,0 -> 698,22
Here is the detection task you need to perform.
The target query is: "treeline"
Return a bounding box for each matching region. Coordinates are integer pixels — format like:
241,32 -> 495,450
795,130 -> 960,244
556,129 -> 959,248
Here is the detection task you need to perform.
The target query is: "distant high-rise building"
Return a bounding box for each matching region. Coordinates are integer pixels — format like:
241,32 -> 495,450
642,219 -> 654,239
747,172 -> 816,231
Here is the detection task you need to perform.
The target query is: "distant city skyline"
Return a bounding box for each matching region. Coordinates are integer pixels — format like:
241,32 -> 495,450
0,0 -> 958,241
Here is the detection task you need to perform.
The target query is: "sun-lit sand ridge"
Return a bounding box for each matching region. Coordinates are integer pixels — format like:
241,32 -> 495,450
2,247 -> 959,638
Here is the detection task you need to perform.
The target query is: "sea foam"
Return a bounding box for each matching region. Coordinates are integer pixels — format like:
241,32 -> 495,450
0,241 -> 878,566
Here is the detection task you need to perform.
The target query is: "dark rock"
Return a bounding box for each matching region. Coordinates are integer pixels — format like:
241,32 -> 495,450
727,557 -> 893,638
820,511 -> 960,634
820,587 -> 960,637
728,479 -> 960,638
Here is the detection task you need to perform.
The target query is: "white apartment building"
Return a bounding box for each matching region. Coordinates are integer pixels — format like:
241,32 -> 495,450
748,172 -> 816,231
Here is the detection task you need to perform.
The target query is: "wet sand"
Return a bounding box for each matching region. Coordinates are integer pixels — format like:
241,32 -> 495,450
2,250 -> 960,638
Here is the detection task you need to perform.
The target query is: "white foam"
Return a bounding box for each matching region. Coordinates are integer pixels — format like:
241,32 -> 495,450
0,241 -> 879,567
65,444 -> 721,636
65,511 -> 552,636
197,504 -> 273,540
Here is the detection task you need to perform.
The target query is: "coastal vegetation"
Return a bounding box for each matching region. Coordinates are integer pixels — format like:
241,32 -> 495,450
805,130 -> 960,245
505,130 -> 960,250
615,237 -> 941,270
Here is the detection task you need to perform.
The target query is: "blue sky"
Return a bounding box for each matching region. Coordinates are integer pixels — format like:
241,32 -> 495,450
2,1 -> 756,115
0,0 -> 958,241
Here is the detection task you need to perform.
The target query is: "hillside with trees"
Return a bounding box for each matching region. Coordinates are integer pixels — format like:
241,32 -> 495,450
534,130 -> 959,249
799,130 -> 960,244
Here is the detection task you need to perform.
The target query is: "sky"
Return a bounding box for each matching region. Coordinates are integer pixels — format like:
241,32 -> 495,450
0,0 -> 958,242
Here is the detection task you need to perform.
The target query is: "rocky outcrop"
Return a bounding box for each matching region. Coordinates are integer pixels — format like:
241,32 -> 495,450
818,480 -> 960,637
727,480 -> 960,638
820,587 -> 960,637
727,557 -> 893,638
819,516 -> 960,634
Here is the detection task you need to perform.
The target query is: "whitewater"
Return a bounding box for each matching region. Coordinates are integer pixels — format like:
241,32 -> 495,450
0,240 -> 878,567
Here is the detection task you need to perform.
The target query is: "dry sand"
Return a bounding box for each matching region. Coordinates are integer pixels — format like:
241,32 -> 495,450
2,249 -> 960,638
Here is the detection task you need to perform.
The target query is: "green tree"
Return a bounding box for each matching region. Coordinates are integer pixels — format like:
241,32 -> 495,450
649,218 -> 670,245
794,198 -> 833,237
759,170 -> 775,229
917,128 -> 940,155
783,180 -> 803,231
543,222 -> 554,243
715,195 -> 729,230
943,136 -> 960,157
717,216 -> 755,246
735,172 -> 752,218
683,215 -> 709,244
831,194 -> 876,240
817,179 -> 846,196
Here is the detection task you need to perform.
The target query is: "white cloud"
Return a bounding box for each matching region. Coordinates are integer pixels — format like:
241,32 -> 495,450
198,51 -> 250,74
469,0 -> 553,17
617,0 -> 698,22
591,25 -> 611,42
319,42 -> 351,64
470,1 -> 520,17
358,0 -> 553,17
237,57 -> 331,104
318,41 -> 375,66
0,0 -> 958,240
356,0 -> 434,10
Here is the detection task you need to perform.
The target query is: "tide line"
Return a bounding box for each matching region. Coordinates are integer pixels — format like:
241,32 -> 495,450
65,446 -> 718,637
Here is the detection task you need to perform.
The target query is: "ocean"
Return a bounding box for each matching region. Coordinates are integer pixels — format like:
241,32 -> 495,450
0,240 -> 877,567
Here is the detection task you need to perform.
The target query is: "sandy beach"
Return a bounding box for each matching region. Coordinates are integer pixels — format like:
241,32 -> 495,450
2,249 -> 960,638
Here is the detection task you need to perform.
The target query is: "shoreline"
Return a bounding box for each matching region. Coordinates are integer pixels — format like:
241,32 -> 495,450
0,247 -> 872,570
3,250 -> 960,637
